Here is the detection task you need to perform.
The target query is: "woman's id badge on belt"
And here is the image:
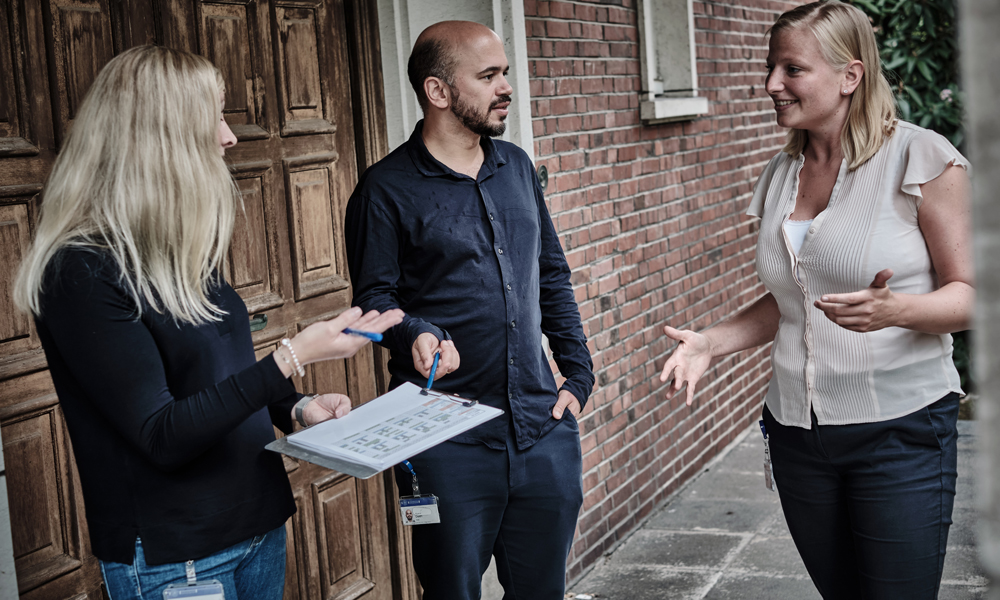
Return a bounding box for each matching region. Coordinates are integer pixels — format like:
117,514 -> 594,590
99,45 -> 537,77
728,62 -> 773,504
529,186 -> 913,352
399,494 -> 440,525
759,420 -> 776,492
163,583 -> 224,599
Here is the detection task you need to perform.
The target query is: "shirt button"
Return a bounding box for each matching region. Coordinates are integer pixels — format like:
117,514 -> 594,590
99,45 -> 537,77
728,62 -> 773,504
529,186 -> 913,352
808,227 -> 816,234
506,283 -> 512,291
498,248 -> 503,255
511,320 -> 516,328
509,358 -> 514,365
508,392 -> 513,399
489,213 -> 494,221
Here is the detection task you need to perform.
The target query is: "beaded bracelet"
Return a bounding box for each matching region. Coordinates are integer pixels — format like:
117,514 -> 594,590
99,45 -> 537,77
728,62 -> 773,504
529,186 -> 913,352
280,338 -> 305,377
275,346 -> 297,376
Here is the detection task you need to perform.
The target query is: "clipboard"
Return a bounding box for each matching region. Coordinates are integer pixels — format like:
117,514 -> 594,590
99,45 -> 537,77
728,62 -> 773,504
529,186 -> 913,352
266,436 -> 382,479
267,382 -> 503,479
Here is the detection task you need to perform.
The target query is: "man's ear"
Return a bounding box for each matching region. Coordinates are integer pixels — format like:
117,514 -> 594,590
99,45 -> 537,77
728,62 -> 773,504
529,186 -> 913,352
424,77 -> 452,110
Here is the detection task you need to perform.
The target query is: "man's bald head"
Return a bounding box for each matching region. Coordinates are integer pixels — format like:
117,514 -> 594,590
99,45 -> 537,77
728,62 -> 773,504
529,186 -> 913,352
407,21 -> 501,112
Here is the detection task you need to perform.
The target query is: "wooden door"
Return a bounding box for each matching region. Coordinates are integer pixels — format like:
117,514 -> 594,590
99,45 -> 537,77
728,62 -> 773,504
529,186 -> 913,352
0,1 -> 405,598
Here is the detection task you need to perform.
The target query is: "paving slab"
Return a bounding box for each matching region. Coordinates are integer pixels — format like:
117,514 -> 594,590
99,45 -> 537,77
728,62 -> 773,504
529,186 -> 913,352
607,530 -> 745,569
950,506 -> 978,547
702,573 -> 821,600
684,469 -> 777,503
727,536 -> 811,578
570,565 -> 712,600
646,498 -> 779,534
942,545 -> 988,585
939,583 -> 989,599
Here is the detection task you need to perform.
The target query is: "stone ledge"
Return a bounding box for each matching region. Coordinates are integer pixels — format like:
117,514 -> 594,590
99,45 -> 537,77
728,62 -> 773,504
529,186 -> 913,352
640,96 -> 709,124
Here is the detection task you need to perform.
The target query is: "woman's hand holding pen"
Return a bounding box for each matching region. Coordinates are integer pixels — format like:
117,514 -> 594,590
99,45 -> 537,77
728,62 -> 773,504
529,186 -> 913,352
277,307 -> 404,378
412,333 -> 460,379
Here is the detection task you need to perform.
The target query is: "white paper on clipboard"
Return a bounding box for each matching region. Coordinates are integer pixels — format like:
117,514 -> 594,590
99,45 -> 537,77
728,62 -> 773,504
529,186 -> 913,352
269,382 -> 502,476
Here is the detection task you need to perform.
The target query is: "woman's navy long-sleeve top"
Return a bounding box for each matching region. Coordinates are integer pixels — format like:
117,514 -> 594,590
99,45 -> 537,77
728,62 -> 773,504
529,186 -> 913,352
35,247 -> 298,565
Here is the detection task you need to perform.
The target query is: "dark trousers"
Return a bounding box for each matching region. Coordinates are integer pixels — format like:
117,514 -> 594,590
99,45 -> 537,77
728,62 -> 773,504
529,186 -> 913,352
763,393 -> 960,600
394,416 -> 583,600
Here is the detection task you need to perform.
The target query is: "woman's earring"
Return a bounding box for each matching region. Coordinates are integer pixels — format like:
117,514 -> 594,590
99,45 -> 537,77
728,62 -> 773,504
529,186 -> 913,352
843,89 -> 849,94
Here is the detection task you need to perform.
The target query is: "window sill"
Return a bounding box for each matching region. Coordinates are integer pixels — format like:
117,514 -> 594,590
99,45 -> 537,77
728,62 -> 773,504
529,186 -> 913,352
640,96 -> 709,124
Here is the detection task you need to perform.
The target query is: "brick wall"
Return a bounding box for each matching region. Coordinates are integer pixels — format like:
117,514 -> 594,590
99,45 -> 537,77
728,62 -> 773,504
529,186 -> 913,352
523,0 -> 802,581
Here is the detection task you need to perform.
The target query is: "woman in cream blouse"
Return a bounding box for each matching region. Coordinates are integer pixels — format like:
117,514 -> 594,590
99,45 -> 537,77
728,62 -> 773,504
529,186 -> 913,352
659,2 -> 972,598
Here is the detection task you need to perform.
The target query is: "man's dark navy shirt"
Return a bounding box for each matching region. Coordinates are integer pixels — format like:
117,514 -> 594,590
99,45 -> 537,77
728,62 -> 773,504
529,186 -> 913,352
345,122 -> 594,450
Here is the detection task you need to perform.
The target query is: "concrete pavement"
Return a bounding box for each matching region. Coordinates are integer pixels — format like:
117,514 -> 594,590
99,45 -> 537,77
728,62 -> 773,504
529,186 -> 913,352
565,420 -> 987,600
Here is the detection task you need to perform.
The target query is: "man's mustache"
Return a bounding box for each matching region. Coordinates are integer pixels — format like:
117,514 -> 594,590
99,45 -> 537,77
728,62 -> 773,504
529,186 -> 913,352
490,95 -> 512,108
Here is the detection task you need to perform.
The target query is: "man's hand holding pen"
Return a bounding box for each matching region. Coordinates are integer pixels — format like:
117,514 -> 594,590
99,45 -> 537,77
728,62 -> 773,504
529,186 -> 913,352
412,332 -> 461,379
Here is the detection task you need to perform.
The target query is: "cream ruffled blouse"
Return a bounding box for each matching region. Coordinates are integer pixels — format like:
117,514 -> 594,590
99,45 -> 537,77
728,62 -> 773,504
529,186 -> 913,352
748,121 -> 969,429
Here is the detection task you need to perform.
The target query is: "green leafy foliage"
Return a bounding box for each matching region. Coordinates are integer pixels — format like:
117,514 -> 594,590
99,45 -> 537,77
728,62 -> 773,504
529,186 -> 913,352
952,330 -> 974,392
849,0 -> 964,147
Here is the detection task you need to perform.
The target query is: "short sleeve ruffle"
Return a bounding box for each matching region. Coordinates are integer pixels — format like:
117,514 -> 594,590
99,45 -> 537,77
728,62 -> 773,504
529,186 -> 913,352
901,129 -> 970,205
747,154 -> 783,218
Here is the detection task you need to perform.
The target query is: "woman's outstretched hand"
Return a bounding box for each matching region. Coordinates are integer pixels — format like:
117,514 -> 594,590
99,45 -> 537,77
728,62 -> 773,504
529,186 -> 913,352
293,307 -> 405,365
659,325 -> 713,406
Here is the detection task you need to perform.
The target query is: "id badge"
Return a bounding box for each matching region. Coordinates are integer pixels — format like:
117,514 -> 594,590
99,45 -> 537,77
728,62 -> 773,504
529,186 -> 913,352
759,420 -> 776,492
163,581 -> 225,600
399,494 -> 441,525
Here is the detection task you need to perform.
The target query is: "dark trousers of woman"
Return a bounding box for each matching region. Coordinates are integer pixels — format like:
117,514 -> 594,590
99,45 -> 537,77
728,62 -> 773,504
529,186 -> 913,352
763,393 -> 960,600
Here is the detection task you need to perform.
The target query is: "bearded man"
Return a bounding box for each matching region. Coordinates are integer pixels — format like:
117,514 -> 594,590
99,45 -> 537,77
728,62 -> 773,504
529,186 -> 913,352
344,20 -> 594,600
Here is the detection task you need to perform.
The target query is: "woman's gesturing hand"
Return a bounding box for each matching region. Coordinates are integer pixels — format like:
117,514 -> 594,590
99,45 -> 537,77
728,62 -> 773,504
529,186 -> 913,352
294,307 -> 404,365
659,325 -> 713,406
813,269 -> 900,333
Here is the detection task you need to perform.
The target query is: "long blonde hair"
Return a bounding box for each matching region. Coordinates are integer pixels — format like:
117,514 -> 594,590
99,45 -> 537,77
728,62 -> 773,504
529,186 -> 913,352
769,0 -> 897,169
15,46 -> 240,324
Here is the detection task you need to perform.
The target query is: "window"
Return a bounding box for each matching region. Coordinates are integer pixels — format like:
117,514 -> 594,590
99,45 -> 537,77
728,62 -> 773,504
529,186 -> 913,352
637,0 -> 709,123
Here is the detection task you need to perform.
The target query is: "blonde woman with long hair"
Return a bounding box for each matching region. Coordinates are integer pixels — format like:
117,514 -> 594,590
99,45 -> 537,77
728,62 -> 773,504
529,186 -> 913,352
657,2 -> 972,597
14,45 -> 402,599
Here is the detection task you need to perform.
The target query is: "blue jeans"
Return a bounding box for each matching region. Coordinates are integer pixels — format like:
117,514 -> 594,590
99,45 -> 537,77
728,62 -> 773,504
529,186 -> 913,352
100,525 -> 286,600
395,416 -> 583,600
764,393 -> 959,600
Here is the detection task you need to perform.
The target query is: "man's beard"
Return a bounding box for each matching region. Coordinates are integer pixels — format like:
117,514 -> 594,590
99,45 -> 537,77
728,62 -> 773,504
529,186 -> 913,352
450,88 -> 510,137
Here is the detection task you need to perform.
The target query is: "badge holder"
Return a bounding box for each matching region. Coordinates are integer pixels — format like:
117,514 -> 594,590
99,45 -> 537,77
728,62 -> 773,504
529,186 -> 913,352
162,560 -> 225,599
398,460 -> 441,525
759,420 -> 776,492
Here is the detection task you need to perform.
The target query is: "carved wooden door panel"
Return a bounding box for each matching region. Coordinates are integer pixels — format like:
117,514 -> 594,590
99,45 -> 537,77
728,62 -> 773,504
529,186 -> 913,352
0,1 -> 395,599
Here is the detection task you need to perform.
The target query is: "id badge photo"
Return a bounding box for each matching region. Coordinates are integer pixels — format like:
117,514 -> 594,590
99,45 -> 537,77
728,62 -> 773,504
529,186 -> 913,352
399,494 -> 441,525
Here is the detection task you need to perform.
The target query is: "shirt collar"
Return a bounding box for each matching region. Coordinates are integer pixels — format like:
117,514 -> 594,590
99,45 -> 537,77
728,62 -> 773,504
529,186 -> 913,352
405,120 -> 508,181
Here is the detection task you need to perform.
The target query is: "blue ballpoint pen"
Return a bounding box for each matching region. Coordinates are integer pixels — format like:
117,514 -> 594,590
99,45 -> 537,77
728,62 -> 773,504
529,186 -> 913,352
421,352 -> 441,396
343,328 -> 383,342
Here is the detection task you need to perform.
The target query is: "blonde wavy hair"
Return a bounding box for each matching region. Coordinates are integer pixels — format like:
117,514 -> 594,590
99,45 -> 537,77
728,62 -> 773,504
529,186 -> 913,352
769,0 -> 897,169
15,45 -> 240,324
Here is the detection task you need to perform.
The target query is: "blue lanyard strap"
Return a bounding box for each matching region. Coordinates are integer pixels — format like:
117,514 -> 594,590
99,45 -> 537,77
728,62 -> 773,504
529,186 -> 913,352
401,460 -> 421,495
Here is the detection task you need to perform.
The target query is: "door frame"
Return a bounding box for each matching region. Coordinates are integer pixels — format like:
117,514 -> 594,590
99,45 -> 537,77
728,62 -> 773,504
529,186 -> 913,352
340,4 -> 421,597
